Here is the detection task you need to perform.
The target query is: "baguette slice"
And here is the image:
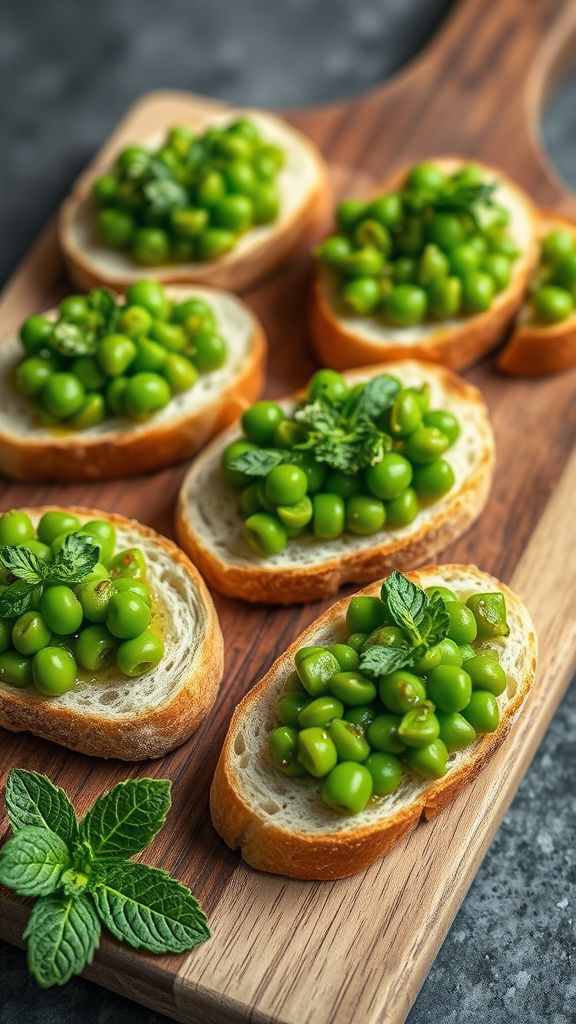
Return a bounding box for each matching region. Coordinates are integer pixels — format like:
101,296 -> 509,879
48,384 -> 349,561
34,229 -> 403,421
176,361 -> 494,604
0,506 -> 224,760
498,211 -> 576,376
210,565 -> 537,879
59,108 -> 329,293
311,157 -> 538,371
0,285 -> 266,482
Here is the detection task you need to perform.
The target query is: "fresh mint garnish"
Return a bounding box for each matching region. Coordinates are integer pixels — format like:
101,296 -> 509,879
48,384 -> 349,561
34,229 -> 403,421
230,448 -> 285,478
359,571 -> 450,678
0,534 -> 99,619
0,770 -> 210,988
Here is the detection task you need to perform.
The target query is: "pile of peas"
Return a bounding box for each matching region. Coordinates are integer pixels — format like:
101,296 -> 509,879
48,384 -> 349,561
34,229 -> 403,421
530,227 -> 576,324
268,582 -> 510,815
316,162 -> 520,325
15,280 -> 227,428
221,369 -> 460,558
91,119 -> 284,265
0,510 -> 165,696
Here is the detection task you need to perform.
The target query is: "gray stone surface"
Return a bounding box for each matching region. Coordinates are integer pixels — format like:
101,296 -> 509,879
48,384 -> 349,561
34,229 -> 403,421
1,1 -> 575,1022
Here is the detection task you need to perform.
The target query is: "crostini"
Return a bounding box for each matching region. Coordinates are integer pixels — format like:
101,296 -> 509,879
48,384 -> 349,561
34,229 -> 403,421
311,157 -> 537,371
499,211 -> 576,375
0,506 -> 223,759
176,361 -> 494,604
210,565 -> 537,879
59,108 -> 329,293
0,283 -> 265,481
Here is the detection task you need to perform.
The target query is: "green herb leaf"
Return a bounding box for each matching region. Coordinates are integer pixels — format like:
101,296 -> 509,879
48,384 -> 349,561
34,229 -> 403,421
5,770 -> 79,846
0,579 -> 37,619
0,826 -> 70,897
359,642 -> 419,678
24,894 -> 101,989
45,534 -> 99,586
229,448 -> 285,478
382,570 -> 428,642
348,374 -> 401,420
88,288 -> 119,335
419,592 -> 450,647
91,862 -> 210,954
0,544 -> 45,584
143,178 -> 188,217
78,778 -> 171,861
50,321 -> 98,357
293,392 -> 392,474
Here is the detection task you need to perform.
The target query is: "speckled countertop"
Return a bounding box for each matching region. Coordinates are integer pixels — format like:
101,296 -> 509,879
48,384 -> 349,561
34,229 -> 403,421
1,1 -> 575,1022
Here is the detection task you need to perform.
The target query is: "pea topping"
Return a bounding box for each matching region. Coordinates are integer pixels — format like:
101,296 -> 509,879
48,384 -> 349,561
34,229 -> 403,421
321,762 -> 373,813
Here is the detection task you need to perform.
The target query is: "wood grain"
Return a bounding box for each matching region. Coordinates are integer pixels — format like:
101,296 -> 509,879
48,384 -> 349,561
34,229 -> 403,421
1,0 -> 576,1021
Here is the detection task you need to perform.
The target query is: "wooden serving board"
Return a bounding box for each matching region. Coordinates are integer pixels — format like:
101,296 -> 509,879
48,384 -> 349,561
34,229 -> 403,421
1,0 -> 576,1020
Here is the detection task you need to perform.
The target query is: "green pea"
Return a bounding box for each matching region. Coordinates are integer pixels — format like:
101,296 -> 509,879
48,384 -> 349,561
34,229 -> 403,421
81,562 -> 109,585
336,198 -> 368,232
462,271 -> 495,312
364,752 -> 402,796
97,334 -> 137,377
327,644 -> 360,672
412,459 -> 455,501
312,493 -> 345,539
297,649 -> 340,697
353,218 -> 391,253
97,208 -> 135,248
77,579 -> 114,624
362,625 -> 406,651
242,401 -> 285,446
445,601 -> 478,645
321,762 -> 373,814
243,513 -> 287,556
294,645 -> 326,667
437,711 -> 477,752
554,252 -> 576,288
268,725 -> 306,776
347,495 -> 385,535
411,643 -> 443,675
109,547 -> 146,580
384,284 -> 428,326
133,227 -> 170,265
344,704 -> 377,729
406,738 -> 449,779
408,162 -> 446,193
423,411 -> 460,446
74,625 -> 117,672
347,632 -> 367,652
308,369 -> 349,403
429,212 -> 466,249
12,612 -> 51,656
342,277 -> 381,314
449,242 -> 481,276
379,671 -> 427,714
20,315 -> 53,355
213,195 -> 253,233
317,233 -> 354,270
367,713 -> 407,753
369,192 -> 403,229
32,647 -> 77,695
16,355 -> 56,397
426,585 -> 457,604
398,706 -> 440,748
119,305 -> 154,340
389,391 -> 423,436
40,586 -> 83,635
297,727 -> 338,777
405,426 -> 450,463
106,592 -> 151,640
197,229 -> 236,261
289,454 -> 327,495
41,373 -> 86,418
395,217 -> 424,255
323,471 -> 361,500
346,596 -> 386,636
0,511 -> 35,546
458,643 -> 476,663
418,243 -> 450,285
131,339 -> 168,374
365,453 -> 412,500
69,356 -> 106,392
427,664 -> 472,713
329,670 -> 377,706
69,394 -> 106,430
240,483 -> 261,518
0,650 -> 33,687
464,654 -> 507,696
541,228 -> 574,262
163,354 -> 198,393
386,487 -> 419,528
126,280 -> 170,319
276,692 -> 310,727
251,183 -> 280,224
124,373 -> 171,418
534,285 -> 574,324
328,719 -> 370,762
221,439 -> 257,487
116,630 -> 165,677
191,331 -> 228,371
435,637 -> 463,666
299,695 -> 345,728
342,247 -> 385,279
106,377 -> 128,416
484,252 -> 512,291
276,496 -> 313,530
265,465 -> 308,506
111,578 -> 151,604
462,689 -> 500,733
390,256 -> 415,283
171,207 -> 208,238
466,592 -> 509,638
427,277 -> 463,320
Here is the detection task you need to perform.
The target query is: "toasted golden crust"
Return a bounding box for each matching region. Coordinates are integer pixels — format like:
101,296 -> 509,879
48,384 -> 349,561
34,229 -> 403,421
210,566 -> 537,879
498,211 -> 576,376
59,110 -> 330,294
311,157 -> 538,371
0,506 -> 224,760
176,362 -> 494,604
0,287 -> 266,482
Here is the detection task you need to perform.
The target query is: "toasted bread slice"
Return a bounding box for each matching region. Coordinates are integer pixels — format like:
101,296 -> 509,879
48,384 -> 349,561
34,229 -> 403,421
0,506 -> 224,760
59,108 -> 329,293
498,211 -> 576,376
210,564 -> 537,879
311,158 -> 538,371
176,361 -> 494,604
0,285 -> 265,481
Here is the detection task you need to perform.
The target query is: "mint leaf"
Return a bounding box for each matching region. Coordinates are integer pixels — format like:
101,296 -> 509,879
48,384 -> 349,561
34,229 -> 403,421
0,579 -> 37,619
420,592 -> 450,647
0,545 -> 45,584
382,570 -> 428,642
24,895 -> 101,988
5,770 -> 78,846
349,374 -> 400,421
91,862 -> 210,954
45,534 -> 99,586
78,778 -> 171,860
0,826 -> 70,897
229,448 -> 285,478
359,642 -> 420,679
50,321 -> 97,357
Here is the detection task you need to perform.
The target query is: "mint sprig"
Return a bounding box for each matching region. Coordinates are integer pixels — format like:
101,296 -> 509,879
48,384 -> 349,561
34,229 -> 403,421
0,770 -> 210,988
359,571 -> 449,678
0,534 -> 99,619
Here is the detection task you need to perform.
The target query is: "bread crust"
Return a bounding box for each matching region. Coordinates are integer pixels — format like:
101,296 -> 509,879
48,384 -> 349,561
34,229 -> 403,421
58,110 -> 330,294
0,506 -> 224,760
498,211 -> 576,376
311,157 -> 538,371
176,361 -> 495,604
210,565 -> 537,879
0,286 -> 266,482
